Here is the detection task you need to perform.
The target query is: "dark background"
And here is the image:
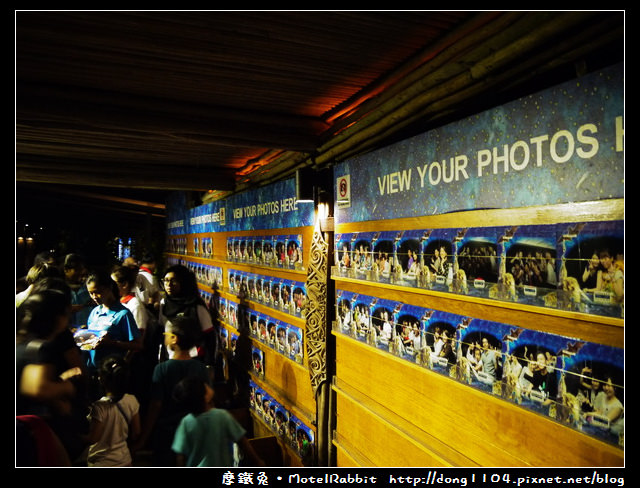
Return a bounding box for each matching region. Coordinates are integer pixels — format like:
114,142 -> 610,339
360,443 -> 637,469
15,182 -> 169,278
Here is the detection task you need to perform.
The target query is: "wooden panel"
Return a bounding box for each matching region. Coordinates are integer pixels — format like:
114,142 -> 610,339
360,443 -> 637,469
335,333 -> 623,467
334,447 -> 360,467
253,343 -> 316,420
173,223 -> 318,467
250,414 -> 306,467
335,388 -> 456,467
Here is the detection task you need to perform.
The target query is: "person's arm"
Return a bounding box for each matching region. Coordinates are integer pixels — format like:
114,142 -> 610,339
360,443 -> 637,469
62,345 -> 86,375
98,334 -> 144,353
20,363 -> 76,403
129,411 -> 141,443
197,304 -> 214,331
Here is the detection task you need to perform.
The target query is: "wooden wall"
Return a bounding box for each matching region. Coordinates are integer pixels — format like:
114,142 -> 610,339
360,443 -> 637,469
331,199 -> 624,467
166,224 -> 317,466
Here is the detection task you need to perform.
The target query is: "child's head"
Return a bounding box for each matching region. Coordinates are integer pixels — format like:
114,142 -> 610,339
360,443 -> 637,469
98,355 -> 130,400
172,376 -> 213,414
110,265 -> 137,297
165,316 -> 201,351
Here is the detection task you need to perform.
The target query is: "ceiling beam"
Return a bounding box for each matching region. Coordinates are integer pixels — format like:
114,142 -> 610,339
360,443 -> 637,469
16,158 -> 237,191
16,82 -> 328,151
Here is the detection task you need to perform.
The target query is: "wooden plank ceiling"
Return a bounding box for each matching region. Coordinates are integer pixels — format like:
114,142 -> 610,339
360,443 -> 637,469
15,10 -> 624,213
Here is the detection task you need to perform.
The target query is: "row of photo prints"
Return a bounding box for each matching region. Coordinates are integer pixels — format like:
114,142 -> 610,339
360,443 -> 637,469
218,296 -> 304,365
227,234 -> 304,270
249,380 -> 315,462
193,237 -> 213,258
166,257 -> 223,290
167,256 -> 309,323
335,288 -> 624,448
166,236 -> 215,258
333,220 -> 624,319
166,236 -> 188,255
227,269 -> 307,318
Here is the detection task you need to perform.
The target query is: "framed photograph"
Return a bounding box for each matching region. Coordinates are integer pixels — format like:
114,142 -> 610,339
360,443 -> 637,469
266,319 -> 278,348
286,234 -> 304,269
238,237 -> 248,262
456,318 -> 509,395
229,332 -> 239,355
257,315 -> 268,343
557,220 -> 624,317
252,346 -> 265,378
555,339 -> 623,445
336,290 -> 356,336
247,273 -> 257,300
334,233 -> 355,276
393,303 -> 424,362
270,279 -> 282,309
295,420 -> 315,459
498,224 -> 558,307
245,236 -> 255,263
287,324 -> 304,363
201,237 -> 212,258
421,310 -> 463,376
275,404 -> 289,438
501,328 -> 564,417
227,237 -> 235,261
371,231 -> 396,283
262,236 -> 276,267
253,236 -> 264,265
275,235 -> 287,267
421,228 -> 457,291
392,230 -> 425,287
351,232 -> 374,280
453,226 -> 501,297
261,276 -> 272,305
368,296 -> 402,352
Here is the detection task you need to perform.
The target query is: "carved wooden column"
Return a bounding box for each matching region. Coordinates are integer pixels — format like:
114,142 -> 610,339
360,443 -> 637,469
304,217 -> 331,465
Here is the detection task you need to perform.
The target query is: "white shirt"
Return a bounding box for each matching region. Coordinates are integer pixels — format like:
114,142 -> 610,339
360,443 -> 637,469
135,267 -> 160,305
87,394 -> 139,467
121,294 -> 149,331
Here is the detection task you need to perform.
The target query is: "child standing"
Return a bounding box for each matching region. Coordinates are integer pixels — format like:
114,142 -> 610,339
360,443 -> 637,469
135,316 -> 211,466
171,376 -> 265,467
86,356 -> 140,467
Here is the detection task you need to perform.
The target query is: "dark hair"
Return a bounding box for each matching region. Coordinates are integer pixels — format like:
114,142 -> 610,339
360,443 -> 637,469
63,253 -> 86,271
86,272 -> 120,298
166,316 -> 201,350
172,376 -> 207,414
17,289 -> 70,339
26,262 -> 62,284
163,264 -> 199,297
98,356 -> 130,402
33,250 -> 56,267
141,252 -> 156,264
111,265 -> 137,288
31,277 -> 72,303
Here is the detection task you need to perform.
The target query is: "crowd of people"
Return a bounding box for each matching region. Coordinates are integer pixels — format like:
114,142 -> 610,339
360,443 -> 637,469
16,250 -> 264,467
